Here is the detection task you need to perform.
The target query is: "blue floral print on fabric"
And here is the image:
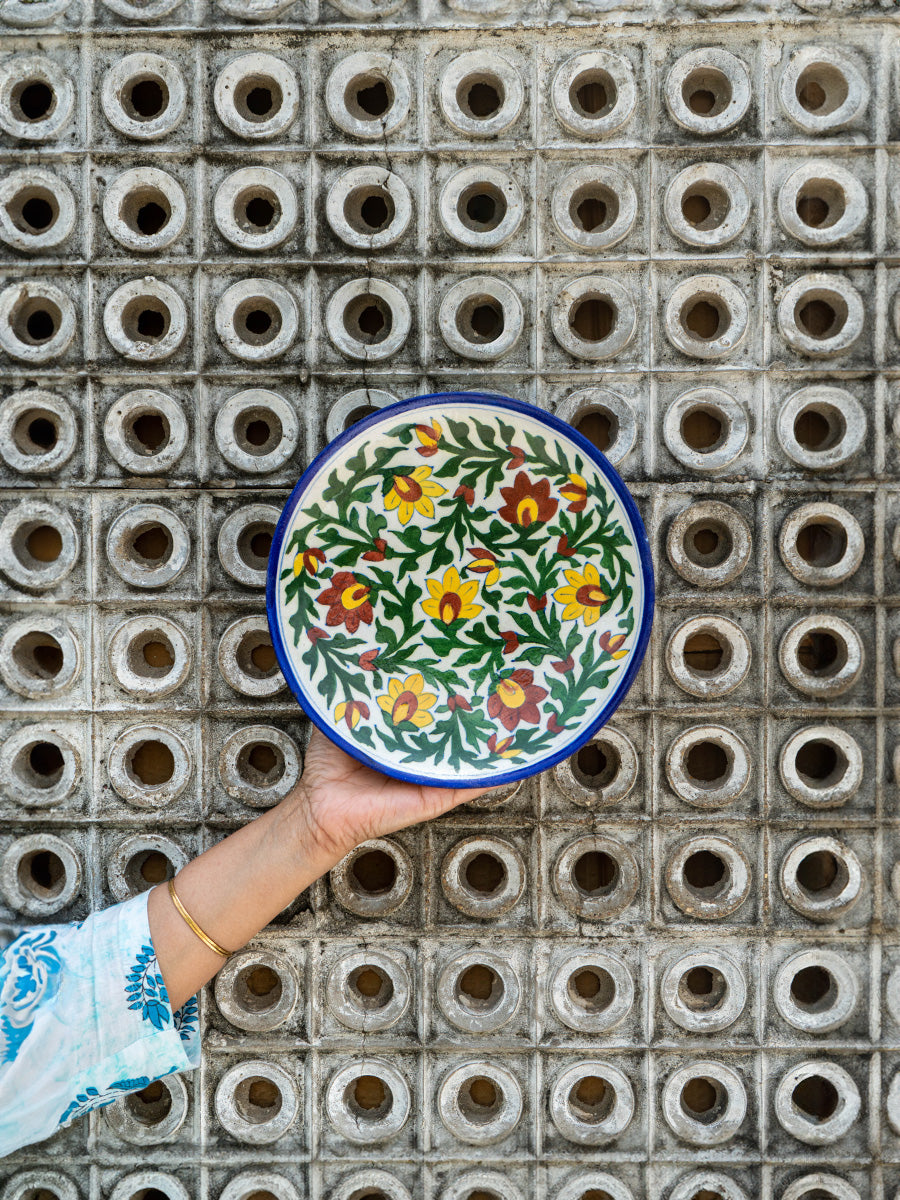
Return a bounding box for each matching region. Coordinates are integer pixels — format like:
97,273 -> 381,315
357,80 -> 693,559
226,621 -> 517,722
125,943 -> 171,1031
174,995 -> 199,1042
0,929 -> 61,1065
0,892 -> 200,1159
58,1076 -> 152,1125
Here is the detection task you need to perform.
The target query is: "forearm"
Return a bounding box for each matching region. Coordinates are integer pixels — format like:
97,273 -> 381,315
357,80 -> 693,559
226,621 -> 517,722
148,786 -> 332,1011
147,725 -> 485,1012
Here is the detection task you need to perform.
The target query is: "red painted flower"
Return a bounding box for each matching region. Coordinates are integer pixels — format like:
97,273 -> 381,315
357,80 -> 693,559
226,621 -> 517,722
498,473 -> 558,528
501,631 -> 519,655
507,444 -> 526,469
334,700 -> 370,730
362,537 -> 388,562
559,473 -> 588,513
447,693 -> 472,712
415,419 -> 442,457
599,631 -> 629,659
358,648 -> 379,671
487,668 -> 548,731
557,534 -> 577,558
307,626 -> 330,643
316,571 -> 374,634
293,547 -> 325,576
527,592 -> 547,612
487,733 -> 521,759
454,484 -> 475,506
467,547 -> 500,587
551,654 -> 574,674
547,712 -> 566,734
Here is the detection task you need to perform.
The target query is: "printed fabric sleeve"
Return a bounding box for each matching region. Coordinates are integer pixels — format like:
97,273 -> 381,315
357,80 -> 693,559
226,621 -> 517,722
0,890 -> 200,1158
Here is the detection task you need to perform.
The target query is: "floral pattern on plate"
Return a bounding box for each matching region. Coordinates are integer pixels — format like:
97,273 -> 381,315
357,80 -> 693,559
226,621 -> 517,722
270,395 -> 651,784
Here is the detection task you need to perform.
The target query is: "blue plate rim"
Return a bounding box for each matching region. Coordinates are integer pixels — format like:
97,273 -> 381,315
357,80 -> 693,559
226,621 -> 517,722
266,390 -> 655,789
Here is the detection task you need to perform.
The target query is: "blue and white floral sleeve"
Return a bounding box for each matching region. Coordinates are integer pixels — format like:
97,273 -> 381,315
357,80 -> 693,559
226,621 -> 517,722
0,890 -> 200,1157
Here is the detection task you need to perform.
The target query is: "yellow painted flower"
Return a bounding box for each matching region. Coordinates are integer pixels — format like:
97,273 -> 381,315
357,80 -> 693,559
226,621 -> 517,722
559,473 -> 588,513
293,547 -> 325,576
414,418 -> 442,457
377,672 -> 437,728
334,699 -> 369,730
466,546 -> 501,587
421,566 -> 482,625
488,733 -> 521,758
383,465 -> 446,525
599,631 -> 629,659
553,563 -> 610,626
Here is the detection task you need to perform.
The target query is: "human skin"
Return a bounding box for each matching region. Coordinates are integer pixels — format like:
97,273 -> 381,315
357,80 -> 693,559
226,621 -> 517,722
148,727 -> 488,1010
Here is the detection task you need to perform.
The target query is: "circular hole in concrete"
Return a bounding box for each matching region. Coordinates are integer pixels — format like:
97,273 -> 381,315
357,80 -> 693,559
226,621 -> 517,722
130,523 -> 172,564
12,631 -> 64,678
351,848 -> 397,895
572,850 -> 618,896
792,1075 -> 838,1121
125,1080 -> 173,1126
568,1075 -> 614,1124
235,964 -> 283,1013
568,966 -> 616,1013
348,1075 -> 392,1120
680,1076 -> 724,1123
795,520 -> 846,568
345,186 -> 395,235
795,739 -> 846,788
790,964 -> 835,1011
678,964 -> 727,1011
796,849 -> 839,893
236,741 -> 285,790
681,297 -> 729,341
457,963 -> 503,1011
234,1076 -> 283,1123
683,518 -> 732,568
234,76 -> 283,123
796,64 -> 848,116
121,298 -> 170,343
683,631 -> 726,674
683,850 -> 727,894
236,630 -> 278,679
460,185 -> 505,233
12,79 -> 55,122
23,524 -> 62,563
569,69 -> 616,119
571,297 -> 615,341
797,630 -> 842,676
343,293 -> 391,345
349,964 -> 394,1009
680,407 -> 724,451
681,182 -> 730,231
681,67 -> 732,118
457,76 -> 503,120
464,851 -> 506,895
685,741 -> 728,784
573,739 -> 619,789
575,409 -> 616,453
19,848 -> 65,898
347,75 -> 392,119
129,740 -> 175,786
126,76 -> 168,120
7,186 -> 58,235
459,1076 -> 500,1122
12,410 -> 59,454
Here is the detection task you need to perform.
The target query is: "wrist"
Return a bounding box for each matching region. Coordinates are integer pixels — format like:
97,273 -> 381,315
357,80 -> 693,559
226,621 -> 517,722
272,780 -> 350,881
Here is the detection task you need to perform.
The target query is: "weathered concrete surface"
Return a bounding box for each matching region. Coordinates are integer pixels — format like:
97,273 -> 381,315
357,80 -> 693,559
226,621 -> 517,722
0,5 -> 899,1197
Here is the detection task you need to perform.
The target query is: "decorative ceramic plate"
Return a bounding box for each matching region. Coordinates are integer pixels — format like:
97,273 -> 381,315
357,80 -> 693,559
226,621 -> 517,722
267,393 -> 653,787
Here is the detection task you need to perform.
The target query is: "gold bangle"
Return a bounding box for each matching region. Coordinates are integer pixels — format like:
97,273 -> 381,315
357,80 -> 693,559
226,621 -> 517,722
167,878 -> 233,959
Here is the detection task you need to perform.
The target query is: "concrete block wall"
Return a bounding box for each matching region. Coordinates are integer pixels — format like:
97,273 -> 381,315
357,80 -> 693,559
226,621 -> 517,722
0,3 -> 899,1196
